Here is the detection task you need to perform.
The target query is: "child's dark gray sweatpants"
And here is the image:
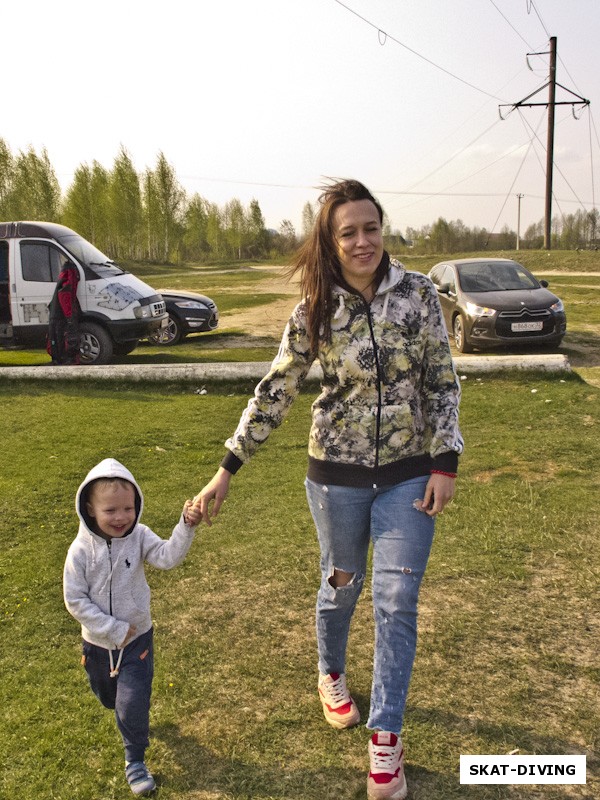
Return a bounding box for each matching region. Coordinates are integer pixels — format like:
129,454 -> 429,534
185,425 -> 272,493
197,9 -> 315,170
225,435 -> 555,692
82,628 -> 154,763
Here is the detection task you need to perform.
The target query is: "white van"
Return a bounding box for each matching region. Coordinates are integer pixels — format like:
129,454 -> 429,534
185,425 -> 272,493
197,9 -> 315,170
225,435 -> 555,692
0,221 -> 167,364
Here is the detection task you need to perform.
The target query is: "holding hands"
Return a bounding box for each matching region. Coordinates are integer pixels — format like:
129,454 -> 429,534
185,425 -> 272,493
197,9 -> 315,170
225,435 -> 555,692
191,467 -> 232,527
183,498 -> 204,528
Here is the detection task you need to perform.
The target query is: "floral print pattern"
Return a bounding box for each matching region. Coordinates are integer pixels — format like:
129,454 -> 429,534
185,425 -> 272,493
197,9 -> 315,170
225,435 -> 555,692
226,259 -> 463,468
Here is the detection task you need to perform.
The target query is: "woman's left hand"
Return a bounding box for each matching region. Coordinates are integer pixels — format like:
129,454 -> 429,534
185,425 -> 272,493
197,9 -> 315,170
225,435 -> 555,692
417,473 -> 456,516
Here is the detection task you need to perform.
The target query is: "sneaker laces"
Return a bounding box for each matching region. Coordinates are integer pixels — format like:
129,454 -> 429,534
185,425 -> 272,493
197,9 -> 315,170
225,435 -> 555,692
320,673 -> 350,708
370,734 -> 403,774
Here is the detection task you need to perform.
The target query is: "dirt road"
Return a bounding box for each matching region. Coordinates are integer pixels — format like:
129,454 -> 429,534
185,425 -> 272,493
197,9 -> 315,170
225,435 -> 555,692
220,268 -> 301,339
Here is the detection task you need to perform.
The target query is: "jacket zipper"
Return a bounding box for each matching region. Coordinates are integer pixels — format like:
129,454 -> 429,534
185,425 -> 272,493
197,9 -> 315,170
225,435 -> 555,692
365,302 -> 383,488
106,539 -> 113,615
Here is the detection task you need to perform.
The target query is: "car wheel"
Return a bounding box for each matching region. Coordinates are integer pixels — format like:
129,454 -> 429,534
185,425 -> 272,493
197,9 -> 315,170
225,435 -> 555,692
78,322 -> 114,365
453,314 -> 473,354
147,314 -> 184,346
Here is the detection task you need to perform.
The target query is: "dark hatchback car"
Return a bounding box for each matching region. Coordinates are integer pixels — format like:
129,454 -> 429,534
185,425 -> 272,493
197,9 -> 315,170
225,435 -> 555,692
427,258 -> 566,353
147,290 -> 219,345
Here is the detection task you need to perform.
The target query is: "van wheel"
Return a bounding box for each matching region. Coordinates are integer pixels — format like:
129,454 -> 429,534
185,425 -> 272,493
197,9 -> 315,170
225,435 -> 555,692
79,322 -> 113,365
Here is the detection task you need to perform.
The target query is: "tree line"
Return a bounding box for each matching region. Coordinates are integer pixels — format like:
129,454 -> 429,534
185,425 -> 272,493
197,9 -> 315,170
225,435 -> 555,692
0,141 -> 293,263
403,210 -> 599,253
1,139 -> 598,263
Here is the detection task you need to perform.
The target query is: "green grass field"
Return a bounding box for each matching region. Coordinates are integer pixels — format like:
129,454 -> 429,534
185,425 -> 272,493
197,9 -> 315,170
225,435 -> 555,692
1,251 -> 599,798
1,369 -> 598,800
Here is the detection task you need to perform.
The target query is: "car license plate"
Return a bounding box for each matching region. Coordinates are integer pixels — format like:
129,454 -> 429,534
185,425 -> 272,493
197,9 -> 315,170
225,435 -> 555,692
511,321 -> 543,332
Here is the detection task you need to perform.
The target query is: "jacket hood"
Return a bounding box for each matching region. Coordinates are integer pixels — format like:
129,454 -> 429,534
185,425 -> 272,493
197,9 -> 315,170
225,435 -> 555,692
76,458 -> 143,538
331,256 -> 406,322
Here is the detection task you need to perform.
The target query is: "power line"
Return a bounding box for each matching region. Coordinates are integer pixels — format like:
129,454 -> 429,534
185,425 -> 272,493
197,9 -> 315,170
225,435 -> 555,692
487,129 -> 537,239
526,1 -> 585,97
527,0 -> 551,40
179,175 -> 314,191
332,0 -> 506,101
393,134 -> 542,217
516,108 -> 591,222
488,0 -> 534,50
402,119 -> 501,193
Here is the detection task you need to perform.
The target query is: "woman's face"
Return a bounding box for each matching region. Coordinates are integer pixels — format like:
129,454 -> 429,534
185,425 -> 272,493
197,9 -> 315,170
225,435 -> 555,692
333,199 -> 384,294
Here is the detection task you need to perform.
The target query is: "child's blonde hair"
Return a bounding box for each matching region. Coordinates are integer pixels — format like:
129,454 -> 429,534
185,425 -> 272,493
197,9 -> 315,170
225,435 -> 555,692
87,477 -> 133,500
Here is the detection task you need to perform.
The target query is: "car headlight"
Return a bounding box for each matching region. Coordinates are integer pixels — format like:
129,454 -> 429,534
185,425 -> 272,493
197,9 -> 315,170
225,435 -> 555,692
465,301 -> 495,317
550,299 -> 564,312
134,305 -> 152,318
174,300 -> 208,310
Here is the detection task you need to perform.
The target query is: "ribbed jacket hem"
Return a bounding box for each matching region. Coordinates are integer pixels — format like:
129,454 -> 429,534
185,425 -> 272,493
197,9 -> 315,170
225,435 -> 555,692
307,454 -> 434,488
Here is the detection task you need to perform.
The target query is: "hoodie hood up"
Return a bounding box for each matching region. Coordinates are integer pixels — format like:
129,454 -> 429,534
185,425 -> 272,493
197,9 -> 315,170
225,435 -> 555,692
76,458 -> 143,538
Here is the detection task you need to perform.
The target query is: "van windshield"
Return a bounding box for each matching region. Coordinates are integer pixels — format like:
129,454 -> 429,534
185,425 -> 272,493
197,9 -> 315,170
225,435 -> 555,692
56,233 -> 128,278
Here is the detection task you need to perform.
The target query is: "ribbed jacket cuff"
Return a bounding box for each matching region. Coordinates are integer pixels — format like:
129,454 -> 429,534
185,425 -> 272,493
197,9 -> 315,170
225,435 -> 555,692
220,450 -> 244,475
431,450 -> 459,474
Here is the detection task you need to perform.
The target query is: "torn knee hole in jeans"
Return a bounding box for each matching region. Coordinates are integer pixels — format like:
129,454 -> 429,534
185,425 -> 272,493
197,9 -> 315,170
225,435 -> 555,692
328,567 -> 357,589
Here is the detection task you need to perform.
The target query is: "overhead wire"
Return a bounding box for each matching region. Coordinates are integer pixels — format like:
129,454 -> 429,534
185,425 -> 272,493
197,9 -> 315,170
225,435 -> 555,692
383,134 -> 542,215
526,0 -> 551,40
526,0 -> 584,97
332,0 -> 506,101
488,0 -> 534,50
402,62 -> 532,189
515,108 -> 567,224
486,110 -> 546,238
402,119 -> 502,193
516,108 -> 591,224
179,2 -> 596,230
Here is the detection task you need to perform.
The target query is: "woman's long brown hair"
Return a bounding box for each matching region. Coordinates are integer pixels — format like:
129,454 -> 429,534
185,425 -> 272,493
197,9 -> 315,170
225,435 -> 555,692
287,179 -> 385,356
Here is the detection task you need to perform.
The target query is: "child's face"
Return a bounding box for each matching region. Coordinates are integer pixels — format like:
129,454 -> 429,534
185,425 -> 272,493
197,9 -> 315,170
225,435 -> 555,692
86,482 -> 136,538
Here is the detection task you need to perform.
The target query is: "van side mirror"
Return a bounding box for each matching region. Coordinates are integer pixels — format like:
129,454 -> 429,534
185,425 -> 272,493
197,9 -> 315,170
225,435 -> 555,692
540,279 -> 549,288
437,282 -> 451,294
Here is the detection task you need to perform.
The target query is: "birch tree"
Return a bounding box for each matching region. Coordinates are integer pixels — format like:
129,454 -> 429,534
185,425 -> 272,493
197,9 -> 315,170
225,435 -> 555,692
108,146 -> 143,260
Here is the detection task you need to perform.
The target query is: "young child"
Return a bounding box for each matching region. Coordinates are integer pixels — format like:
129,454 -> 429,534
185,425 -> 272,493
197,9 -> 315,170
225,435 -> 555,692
63,458 -> 201,796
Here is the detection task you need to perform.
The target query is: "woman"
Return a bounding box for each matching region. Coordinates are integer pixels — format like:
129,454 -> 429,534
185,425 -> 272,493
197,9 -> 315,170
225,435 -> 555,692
194,179 -> 463,800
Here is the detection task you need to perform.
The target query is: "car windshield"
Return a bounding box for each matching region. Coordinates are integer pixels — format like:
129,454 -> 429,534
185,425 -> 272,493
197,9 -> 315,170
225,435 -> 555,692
457,262 -> 539,293
55,233 -> 128,277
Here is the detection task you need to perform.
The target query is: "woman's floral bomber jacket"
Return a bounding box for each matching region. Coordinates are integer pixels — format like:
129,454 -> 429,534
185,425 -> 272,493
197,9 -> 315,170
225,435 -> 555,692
222,258 -> 464,486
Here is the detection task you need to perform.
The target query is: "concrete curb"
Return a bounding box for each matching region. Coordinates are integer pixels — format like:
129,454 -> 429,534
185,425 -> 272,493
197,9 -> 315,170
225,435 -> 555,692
0,353 -> 571,382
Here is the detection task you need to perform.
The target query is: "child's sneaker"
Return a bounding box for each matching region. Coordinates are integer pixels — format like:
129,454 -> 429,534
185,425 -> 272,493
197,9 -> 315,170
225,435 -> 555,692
318,672 -> 360,729
367,731 -> 407,800
125,761 -> 156,796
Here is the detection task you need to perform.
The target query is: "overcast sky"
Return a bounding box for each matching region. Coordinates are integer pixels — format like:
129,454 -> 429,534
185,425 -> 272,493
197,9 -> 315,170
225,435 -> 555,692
4,0 -> 599,237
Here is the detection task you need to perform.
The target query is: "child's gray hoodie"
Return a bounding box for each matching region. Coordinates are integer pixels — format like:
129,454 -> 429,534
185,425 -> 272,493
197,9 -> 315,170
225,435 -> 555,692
63,458 -> 195,651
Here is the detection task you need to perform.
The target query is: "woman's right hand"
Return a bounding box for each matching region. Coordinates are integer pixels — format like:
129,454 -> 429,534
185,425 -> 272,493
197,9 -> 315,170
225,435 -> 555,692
193,467 -> 232,527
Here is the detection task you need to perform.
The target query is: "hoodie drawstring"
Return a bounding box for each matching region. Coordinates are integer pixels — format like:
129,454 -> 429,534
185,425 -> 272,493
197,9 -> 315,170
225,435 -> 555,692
109,648 -> 124,678
333,294 -> 346,320
380,292 -> 390,321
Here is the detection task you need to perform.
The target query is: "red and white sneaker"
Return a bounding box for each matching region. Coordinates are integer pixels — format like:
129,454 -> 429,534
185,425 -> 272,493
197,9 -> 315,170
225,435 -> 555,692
318,672 -> 360,729
367,731 -> 407,800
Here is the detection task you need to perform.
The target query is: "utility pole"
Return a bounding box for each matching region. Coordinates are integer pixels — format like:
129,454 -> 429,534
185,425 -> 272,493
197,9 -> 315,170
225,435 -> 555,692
516,193 -> 524,250
544,37 -> 557,250
499,37 -> 590,251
